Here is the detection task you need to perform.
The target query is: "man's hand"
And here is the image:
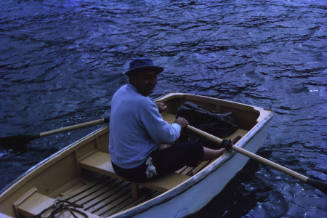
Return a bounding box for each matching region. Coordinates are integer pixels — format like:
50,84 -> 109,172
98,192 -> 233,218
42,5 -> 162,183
156,102 -> 167,113
175,117 -> 189,128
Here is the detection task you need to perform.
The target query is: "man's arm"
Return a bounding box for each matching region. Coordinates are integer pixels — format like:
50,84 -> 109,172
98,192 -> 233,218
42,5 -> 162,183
141,100 -> 182,144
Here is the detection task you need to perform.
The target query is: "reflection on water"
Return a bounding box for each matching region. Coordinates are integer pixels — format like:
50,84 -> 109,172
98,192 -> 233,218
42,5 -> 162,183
1,0 -> 327,217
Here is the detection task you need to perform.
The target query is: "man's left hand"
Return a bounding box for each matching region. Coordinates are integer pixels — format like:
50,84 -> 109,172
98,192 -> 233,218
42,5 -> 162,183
156,102 -> 167,113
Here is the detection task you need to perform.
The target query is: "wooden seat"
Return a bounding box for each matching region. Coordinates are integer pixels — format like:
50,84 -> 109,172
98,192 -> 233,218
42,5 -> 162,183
79,151 -> 190,193
14,187 -> 98,218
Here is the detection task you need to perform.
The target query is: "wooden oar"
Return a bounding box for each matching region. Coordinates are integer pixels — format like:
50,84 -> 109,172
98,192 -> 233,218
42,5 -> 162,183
186,125 -> 327,195
0,117 -> 109,149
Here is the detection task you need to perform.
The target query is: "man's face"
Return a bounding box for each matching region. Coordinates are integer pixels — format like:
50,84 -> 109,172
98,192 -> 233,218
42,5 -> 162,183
132,70 -> 158,96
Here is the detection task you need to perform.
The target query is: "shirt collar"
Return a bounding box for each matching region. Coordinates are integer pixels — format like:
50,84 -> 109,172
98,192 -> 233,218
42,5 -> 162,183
127,83 -> 138,93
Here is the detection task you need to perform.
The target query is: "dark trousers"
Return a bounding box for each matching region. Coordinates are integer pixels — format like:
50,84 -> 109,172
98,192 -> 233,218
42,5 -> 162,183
112,141 -> 204,183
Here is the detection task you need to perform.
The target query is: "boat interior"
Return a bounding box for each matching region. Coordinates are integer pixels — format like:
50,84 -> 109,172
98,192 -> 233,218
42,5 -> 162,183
0,94 -> 266,217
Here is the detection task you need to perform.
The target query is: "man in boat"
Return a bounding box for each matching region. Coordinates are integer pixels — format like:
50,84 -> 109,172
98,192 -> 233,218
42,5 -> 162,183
109,58 -> 226,182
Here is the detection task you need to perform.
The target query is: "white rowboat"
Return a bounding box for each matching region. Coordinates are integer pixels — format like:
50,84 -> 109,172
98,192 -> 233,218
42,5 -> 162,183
0,93 -> 273,218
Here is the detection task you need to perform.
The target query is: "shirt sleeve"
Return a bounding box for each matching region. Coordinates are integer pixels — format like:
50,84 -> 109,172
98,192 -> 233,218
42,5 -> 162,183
139,99 -> 181,144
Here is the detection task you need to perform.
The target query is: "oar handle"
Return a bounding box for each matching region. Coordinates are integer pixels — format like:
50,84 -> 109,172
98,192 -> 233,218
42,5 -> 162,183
39,117 -> 109,137
186,125 -> 223,144
186,125 -> 308,182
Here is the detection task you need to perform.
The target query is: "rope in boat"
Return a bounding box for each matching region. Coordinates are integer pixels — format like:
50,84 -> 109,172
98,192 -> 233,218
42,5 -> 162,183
34,199 -> 88,218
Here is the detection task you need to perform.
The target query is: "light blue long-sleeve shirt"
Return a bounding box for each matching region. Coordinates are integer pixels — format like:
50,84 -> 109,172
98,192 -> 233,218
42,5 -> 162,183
109,84 -> 181,169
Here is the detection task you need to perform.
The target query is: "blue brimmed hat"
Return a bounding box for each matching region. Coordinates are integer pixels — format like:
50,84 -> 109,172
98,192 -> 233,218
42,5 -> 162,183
125,59 -> 164,76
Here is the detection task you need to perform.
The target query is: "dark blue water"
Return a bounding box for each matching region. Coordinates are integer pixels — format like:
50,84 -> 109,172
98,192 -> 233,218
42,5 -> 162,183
1,0 -> 327,217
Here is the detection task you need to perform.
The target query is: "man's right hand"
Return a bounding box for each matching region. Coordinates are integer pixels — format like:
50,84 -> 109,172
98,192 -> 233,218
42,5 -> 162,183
175,117 -> 189,128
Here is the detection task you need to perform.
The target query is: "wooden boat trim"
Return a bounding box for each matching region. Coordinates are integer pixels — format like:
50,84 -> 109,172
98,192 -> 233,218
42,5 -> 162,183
109,93 -> 273,217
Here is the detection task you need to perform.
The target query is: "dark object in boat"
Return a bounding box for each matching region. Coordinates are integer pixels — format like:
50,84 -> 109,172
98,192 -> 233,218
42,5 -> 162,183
176,103 -> 238,148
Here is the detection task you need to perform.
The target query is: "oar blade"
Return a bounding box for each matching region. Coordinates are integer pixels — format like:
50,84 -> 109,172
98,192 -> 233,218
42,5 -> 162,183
307,178 -> 327,195
0,135 -> 39,150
